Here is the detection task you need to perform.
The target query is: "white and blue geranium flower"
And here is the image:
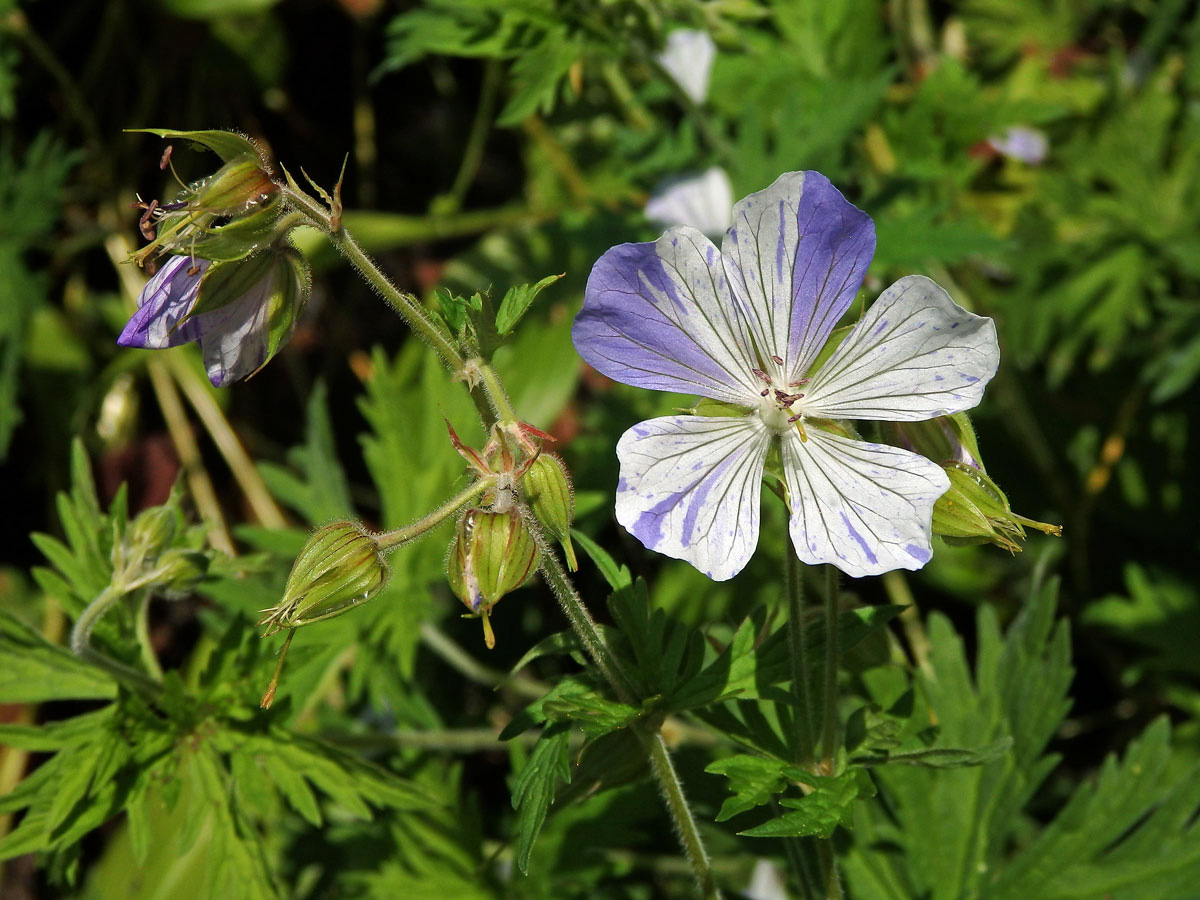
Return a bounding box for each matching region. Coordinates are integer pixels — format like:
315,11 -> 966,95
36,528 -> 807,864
573,171 -> 1000,579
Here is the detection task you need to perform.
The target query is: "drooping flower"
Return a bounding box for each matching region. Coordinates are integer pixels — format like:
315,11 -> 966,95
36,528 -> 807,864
646,167 -> 734,237
572,171 -> 1000,579
118,245 -> 310,387
657,29 -> 716,105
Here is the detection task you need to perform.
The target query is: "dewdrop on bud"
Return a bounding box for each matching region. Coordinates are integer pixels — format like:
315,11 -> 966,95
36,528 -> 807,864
258,522 -> 390,636
446,509 -> 539,649
522,453 -> 577,570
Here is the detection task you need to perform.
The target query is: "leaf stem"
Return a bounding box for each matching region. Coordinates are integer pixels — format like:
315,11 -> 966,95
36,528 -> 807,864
469,357 -> 518,424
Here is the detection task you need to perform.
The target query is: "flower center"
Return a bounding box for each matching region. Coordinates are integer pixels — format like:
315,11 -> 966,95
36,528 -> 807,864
751,367 -> 810,437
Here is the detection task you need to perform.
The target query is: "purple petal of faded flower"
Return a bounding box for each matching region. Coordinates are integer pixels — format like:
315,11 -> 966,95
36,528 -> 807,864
802,275 -> 999,421
574,227 -> 762,404
721,171 -> 875,385
193,283 -> 278,386
117,256 -> 210,349
657,29 -> 716,105
780,428 -> 949,578
615,415 -> 769,581
646,167 -> 734,238
987,126 -> 1048,165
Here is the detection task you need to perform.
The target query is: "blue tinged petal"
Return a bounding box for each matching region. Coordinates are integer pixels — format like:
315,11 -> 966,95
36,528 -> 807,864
722,171 -> 875,383
802,275 -> 999,421
780,428 -> 949,578
615,415 -> 770,581
574,227 -> 763,404
117,256 -> 209,349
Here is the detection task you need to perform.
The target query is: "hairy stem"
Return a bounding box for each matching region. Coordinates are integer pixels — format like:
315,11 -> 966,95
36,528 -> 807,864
644,732 -> 723,900
284,185 -> 465,373
70,587 -> 161,698
375,476 -> 497,551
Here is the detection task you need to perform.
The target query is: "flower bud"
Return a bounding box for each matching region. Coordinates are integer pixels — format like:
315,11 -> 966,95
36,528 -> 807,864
258,522 -> 390,636
150,548 -> 209,598
446,509 -> 539,649
522,454 -> 577,570
129,128 -> 282,267
126,506 -> 176,565
884,416 -> 1062,551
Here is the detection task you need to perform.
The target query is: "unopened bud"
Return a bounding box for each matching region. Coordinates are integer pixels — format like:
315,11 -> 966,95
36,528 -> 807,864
127,506 -> 176,564
885,413 -> 983,471
151,548 -> 209,598
446,509 -> 539,649
258,522 -> 390,636
522,454 -> 577,570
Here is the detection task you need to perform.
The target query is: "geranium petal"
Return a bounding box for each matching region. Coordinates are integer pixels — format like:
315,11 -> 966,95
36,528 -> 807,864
801,275 -> 999,421
657,29 -> 716,105
616,415 -> 770,581
574,228 -> 762,403
781,428 -> 949,578
646,167 -> 734,237
195,280 -> 277,386
117,256 -> 210,349
722,171 -> 875,383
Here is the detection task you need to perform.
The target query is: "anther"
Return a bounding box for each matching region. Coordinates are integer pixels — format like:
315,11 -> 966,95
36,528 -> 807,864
770,354 -> 784,365
160,145 -> 174,170
751,368 -> 772,385
138,200 -> 159,240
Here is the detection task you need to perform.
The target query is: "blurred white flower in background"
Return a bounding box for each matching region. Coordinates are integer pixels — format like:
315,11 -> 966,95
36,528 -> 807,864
657,28 -> 716,105
645,167 -> 734,237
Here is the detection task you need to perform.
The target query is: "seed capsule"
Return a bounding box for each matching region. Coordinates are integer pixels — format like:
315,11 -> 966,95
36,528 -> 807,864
522,454 -> 577,570
446,509 -> 539,648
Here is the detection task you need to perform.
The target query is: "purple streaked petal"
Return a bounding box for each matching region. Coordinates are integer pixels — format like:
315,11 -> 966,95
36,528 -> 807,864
574,227 -> 763,404
781,428 -> 949,578
802,275 -> 999,421
117,256 -> 211,349
615,415 -> 770,581
722,171 -> 875,383
192,274 -> 280,386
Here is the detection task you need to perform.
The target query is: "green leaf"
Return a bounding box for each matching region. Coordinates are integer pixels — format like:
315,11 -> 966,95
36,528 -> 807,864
494,272 -> 562,334
740,769 -> 876,839
704,754 -> 789,822
496,35 -> 580,125
0,610 -> 116,703
571,528 -> 632,591
257,379 -> 354,522
511,726 -> 571,874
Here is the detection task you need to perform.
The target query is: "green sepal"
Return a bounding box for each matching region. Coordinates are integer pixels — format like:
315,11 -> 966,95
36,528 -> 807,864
126,128 -> 264,165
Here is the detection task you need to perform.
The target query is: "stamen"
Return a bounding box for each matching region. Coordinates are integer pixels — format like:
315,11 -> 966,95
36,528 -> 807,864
159,145 -> 174,170
751,368 -> 772,385
789,377 -> 810,387
770,354 -> 783,365
138,200 -> 159,240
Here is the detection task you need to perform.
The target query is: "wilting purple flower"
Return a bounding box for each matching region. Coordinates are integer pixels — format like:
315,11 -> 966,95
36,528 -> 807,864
657,29 -> 716,105
987,126 -> 1049,165
573,171 -> 1000,579
118,248 -> 308,387
646,167 -> 734,237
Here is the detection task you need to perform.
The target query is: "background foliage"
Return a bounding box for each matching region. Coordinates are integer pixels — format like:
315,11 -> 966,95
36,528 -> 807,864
1,0 -> 1198,897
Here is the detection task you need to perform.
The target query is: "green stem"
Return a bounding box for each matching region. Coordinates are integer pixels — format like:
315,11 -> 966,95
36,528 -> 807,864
644,732 -> 722,900
136,592 -> 164,681
376,476 -> 497,551
820,566 -> 839,771
443,59 -> 502,213
525,508 -> 636,702
817,840 -> 844,899
283,185 -> 465,372
785,551 -> 817,766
